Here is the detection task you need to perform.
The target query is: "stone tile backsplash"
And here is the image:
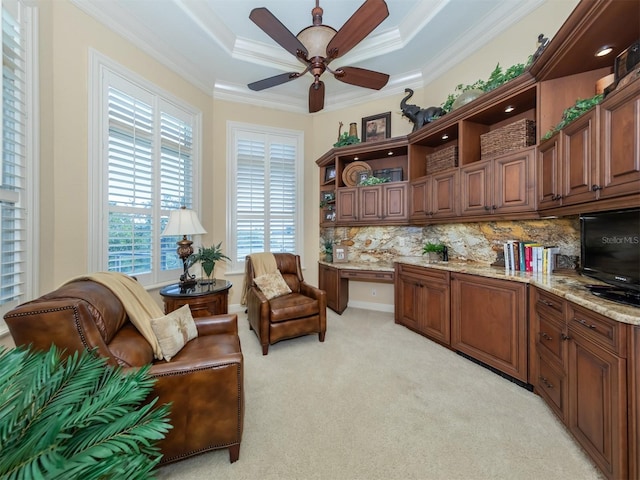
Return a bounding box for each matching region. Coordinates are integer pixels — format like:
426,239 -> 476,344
320,216 -> 580,268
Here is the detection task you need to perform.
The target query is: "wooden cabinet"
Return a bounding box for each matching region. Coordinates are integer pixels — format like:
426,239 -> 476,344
530,287 -> 630,480
336,182 -> 408,225
318,263 -> 347,314
394,264 -> 450,345
568,303 -> 628,480
409,169 -> 458,222
461,147 -> 536,217
598,79 -> 640,200
159,280 -> 231,317
537,80 -> 640,214
450,273 -> 528,382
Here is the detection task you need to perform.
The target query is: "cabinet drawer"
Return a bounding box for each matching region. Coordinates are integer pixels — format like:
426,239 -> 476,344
567,303 -> 628,357
535,289 -> 565,320
537,313 -> 567,368
397,264 -> 449,283
537,353 -> 567,422
340,269 -> 394,282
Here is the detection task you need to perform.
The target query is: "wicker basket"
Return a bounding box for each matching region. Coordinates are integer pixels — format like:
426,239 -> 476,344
426,145 -> 458,173
480,119 -> 536,159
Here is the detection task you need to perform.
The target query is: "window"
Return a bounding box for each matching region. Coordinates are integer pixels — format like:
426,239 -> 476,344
90,52 -> 201,287
227,122 -> 303,272
0,0 -> 36,324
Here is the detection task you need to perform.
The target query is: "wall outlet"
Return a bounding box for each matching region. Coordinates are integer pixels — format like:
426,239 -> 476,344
371,288 -> 377,297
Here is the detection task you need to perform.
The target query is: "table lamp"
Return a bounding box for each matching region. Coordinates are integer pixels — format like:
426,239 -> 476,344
162,206 -> 207,287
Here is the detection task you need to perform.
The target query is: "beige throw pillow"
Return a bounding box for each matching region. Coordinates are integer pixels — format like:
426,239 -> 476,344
253,270 -> 292,300
150,304 -> 198,361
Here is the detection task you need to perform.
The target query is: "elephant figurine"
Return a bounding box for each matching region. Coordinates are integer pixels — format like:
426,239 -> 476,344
400,88 -> 445,132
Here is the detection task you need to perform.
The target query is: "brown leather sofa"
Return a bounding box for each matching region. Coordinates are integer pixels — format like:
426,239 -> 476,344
4,279 -> 244,465
246,253 -> 326,355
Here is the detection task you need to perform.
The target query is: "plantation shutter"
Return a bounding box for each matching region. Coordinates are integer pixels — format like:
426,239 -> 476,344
105,80 -> 196,277
106,85 -> 154,275
0,2 -> 27,307
234,131 -> 298,263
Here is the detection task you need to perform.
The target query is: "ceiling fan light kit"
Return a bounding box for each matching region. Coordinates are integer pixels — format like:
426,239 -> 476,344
248,0 -> 390,113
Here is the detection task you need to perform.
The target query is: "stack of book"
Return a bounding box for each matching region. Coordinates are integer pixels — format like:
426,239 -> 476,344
503,240 -> 559,274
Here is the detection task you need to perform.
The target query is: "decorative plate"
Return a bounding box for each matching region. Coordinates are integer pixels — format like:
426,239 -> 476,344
342,161 -> 372,187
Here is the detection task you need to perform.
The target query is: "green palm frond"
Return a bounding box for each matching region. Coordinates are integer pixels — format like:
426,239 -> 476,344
0,345 -> 171,480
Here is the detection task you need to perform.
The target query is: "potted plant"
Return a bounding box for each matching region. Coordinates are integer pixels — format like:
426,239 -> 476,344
422,242 -> 446,262
322,239 -> 334,262
189,241 -> 231,285
0,345 -> 171,479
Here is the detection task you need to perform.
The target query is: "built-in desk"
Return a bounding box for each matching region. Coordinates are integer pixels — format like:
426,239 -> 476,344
318,261 -> 394,314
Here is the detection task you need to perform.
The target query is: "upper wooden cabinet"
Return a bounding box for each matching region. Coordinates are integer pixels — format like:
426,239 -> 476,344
317,0 -> 640,228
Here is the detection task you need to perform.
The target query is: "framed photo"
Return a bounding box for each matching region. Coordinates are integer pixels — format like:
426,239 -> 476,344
357,171 -> 369,185
333,246 -> 348,263
362,112 -> 391,142
324,165 -> 336,182
321,191 -> 335,202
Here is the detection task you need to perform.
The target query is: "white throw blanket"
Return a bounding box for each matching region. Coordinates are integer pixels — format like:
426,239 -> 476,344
62,272 -> 164,359
241,252 -> 277,305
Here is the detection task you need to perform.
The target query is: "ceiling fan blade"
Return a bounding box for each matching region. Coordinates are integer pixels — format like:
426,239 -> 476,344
249,7 -> 309,58
326,0 -> 389,60
309,81 -> 325,113
334,66 -> 389,90
248,72 -> 301,91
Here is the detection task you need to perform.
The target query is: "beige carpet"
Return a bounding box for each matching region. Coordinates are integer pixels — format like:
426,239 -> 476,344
156,307 -> 603,480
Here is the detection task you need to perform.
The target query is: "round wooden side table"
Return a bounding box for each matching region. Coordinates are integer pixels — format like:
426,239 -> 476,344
159,279 -> 232,317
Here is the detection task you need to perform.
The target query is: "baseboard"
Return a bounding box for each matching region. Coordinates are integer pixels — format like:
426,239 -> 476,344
228,302 -> 395,314
346,300 -> 394,313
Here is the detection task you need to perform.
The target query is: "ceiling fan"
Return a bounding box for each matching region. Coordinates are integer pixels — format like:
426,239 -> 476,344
247,0 -> 390,113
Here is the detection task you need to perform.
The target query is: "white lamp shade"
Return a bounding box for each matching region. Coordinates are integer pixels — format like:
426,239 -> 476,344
162,208 -> 207,236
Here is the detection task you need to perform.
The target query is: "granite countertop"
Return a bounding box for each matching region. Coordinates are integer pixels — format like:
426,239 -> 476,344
319,257 -> 640,326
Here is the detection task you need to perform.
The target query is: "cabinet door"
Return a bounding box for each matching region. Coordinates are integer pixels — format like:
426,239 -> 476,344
318,263 -> 347,314
395,273 -> 423,331
451,273 -> 528,382
431,170 -> 459,218
382,183 -> 408,221
562,108 -> 598,205
359,186 -> 382,222
599,82 -> 640,199
460,160 -> 491,216
420,278 -> 451,345
568,329 -> 628,480
537,134 -> 562,209
336,188 -> 358,223
409,177 -> 429,220
492,147 -> 536,214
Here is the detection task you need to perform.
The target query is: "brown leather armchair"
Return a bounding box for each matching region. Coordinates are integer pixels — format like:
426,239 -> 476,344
246,253 -> 326,355
3,279 -> 244,465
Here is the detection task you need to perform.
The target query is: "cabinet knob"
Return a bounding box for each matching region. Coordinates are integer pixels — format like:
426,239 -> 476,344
492,205 -> 496,210
539,376 -> 554,389
428,211 -> 433,216
591,184 -> 602,191
540,331 -> 552,341
541,299 -> 554,307
561,333 -> 570,341
484,206 -> 491,211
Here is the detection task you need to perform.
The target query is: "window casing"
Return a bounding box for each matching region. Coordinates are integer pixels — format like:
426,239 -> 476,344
90,52 -> 202,287
0,0 -> 37,325
227,122 -> 303,272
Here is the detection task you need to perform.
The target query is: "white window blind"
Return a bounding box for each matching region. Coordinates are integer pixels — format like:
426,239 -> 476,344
0,0 -> 29,312
91,59 -> 201,287
228,123 -> 302,271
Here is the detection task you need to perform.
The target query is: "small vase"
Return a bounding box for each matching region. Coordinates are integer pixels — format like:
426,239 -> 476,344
349,122 -> 358,138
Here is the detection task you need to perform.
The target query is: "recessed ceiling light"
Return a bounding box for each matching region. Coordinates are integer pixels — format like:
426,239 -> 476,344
504,105 -> 515,113
387,151 -> 393,156
442,134 -> 449,140
595,45 -> 613,57
353,156 -> 359,160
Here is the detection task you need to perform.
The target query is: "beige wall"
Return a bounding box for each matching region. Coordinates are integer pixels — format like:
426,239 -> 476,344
37,0 -> 579,310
